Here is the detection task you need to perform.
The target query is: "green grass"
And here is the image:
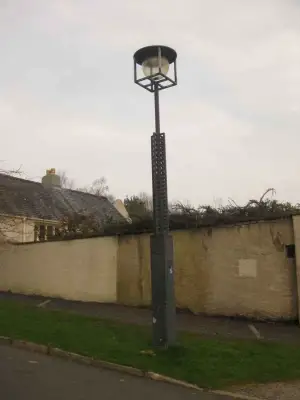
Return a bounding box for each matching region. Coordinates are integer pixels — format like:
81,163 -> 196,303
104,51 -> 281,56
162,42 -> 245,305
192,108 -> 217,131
1,299 -> 300,389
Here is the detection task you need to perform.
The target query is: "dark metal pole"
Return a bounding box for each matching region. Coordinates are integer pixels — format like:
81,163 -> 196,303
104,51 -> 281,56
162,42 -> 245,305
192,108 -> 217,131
150,83 -> 176,348
154,83 -> 160,134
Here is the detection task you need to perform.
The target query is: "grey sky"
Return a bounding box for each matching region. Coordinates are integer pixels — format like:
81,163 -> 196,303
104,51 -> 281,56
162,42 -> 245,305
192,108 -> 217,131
1,0 -> 299,206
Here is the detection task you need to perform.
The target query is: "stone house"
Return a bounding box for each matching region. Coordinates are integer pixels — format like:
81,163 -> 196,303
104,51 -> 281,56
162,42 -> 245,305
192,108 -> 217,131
0,169 -> 130,243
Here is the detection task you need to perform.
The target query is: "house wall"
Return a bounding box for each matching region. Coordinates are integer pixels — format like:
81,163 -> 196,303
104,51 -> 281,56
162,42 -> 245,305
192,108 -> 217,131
0,217 -> 297,320
25,220 -> 35,242
0,216 -> 35,243
118,218 -> 297,320
0,215 -> 63,243
114,199 -> 131,222
0,236 -> 118,303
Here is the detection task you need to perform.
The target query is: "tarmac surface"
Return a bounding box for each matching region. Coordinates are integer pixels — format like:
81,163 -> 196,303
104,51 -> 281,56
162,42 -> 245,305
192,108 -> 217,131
1,291 -> 299,344
0,345 -> 235,400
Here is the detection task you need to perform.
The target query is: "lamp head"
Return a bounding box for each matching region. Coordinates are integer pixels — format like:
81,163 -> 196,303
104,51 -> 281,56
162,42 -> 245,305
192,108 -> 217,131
133,45 -> 177,92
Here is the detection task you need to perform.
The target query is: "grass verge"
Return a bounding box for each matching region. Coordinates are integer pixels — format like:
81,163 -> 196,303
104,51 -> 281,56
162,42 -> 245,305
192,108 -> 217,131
1,299 -> 300,389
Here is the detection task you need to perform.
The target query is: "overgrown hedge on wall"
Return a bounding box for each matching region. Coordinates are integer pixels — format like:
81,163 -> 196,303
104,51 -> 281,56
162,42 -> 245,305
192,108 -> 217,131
16,188 -> 300,244
46,195 -> 300,240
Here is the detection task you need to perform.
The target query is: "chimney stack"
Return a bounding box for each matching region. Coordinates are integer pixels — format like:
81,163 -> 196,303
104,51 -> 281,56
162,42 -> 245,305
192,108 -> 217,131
42,168 -> 61,189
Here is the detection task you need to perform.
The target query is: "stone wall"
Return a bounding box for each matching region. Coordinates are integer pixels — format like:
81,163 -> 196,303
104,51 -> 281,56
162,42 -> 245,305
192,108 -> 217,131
0,236 -> 118,303
118,218 -> 297,319
0,217 -> 297,320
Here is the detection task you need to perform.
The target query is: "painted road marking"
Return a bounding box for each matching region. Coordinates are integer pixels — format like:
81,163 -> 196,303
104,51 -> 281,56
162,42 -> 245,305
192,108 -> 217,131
37,299 -> 51,308
248,323 -> 262,339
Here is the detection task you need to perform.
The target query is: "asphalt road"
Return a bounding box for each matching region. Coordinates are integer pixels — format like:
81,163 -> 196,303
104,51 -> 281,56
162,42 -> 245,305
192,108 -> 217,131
0,345 -> 235,400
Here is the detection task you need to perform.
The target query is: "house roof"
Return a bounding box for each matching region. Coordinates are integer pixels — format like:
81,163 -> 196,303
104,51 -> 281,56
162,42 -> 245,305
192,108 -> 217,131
0,173 -> 125,225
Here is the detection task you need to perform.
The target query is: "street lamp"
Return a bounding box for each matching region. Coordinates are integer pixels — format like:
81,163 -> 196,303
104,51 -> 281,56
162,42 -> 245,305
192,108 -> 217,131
133,45 -> 177,348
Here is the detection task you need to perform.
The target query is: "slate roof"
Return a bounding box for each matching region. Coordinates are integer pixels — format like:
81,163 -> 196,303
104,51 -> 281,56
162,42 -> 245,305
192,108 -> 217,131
0,173 -> 125,225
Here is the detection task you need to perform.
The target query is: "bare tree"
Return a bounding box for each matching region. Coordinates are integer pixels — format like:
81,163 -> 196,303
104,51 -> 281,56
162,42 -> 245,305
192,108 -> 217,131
57,172 -> 115,201
77,176 -> 116,203
57,170 -> 75,189
0,162 -> 22,177
77,177 -> 115,202
78,177 -> 109,196
138,192 -> 152,211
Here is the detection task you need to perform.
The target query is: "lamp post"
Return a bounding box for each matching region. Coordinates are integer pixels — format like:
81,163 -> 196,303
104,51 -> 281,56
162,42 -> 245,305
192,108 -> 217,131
133,45 -> 177,348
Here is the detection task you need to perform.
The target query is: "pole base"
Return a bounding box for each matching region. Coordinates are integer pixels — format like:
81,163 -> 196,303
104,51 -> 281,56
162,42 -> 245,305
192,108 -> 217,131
150,233 -> 176,348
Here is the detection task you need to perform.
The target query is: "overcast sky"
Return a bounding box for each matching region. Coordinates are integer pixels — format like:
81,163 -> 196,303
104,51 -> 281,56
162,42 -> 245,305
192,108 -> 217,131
1,0 -> 299,206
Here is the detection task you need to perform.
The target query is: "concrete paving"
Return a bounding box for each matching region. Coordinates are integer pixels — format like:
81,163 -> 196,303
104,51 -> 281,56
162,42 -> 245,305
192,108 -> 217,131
0,345 -> 235,400
1,291 -> 299,344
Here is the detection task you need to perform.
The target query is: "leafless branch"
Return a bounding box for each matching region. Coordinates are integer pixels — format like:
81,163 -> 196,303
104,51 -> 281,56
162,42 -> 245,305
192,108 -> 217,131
259,188 -> 276,203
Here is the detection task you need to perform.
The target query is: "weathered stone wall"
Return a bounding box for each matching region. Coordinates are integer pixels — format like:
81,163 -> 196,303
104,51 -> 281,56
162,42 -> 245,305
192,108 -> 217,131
118,218 -> 297,319
0,236 -> 118,303
0,218 -> 297,320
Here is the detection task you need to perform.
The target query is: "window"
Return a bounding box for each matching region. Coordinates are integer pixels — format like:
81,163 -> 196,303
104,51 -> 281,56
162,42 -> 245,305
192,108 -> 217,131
34,224 -> 56,242
286,244 -> 295,259
39,225 -> 45,242
47,225 -> 54,239
34,225 -> 39,242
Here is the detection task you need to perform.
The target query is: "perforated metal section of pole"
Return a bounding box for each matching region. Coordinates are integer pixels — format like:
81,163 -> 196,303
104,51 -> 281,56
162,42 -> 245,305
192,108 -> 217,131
151,132 -> 169,235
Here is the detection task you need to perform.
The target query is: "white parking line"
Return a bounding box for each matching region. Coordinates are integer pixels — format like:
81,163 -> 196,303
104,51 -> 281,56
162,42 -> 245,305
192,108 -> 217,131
37,299 -> 51,308
248,323 -> 262,339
